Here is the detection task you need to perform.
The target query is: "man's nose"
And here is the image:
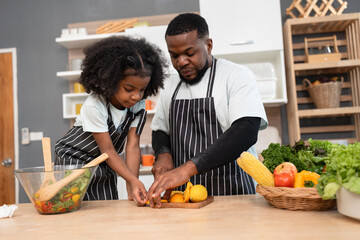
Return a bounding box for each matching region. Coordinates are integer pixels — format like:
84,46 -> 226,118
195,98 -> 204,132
178,55 -> 189,67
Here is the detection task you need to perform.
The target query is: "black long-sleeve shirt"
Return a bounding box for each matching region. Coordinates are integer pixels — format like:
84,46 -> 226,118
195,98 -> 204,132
152,117 -> 260,174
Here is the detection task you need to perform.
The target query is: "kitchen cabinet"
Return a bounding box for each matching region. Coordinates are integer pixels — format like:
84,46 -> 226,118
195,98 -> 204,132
200,0 -> 283,55
199,0 -> 287,106
283,13 -> 360,144
62,93 -> 88,119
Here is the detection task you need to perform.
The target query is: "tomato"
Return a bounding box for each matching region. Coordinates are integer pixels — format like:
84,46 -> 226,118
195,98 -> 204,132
274,172 -> 295,187
40,201 -> 54,213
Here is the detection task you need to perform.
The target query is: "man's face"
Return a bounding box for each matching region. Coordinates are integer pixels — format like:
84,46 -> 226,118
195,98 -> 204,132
165,30 -> 212,83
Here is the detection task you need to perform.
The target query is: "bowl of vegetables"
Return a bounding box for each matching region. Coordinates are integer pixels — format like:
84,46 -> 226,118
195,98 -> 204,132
316,142 -> 360,220
15,164 -> 98,214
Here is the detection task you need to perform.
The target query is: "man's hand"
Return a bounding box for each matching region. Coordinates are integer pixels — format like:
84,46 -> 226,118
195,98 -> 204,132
150,153 -> 174,202
151,152 -> 174,179
147,161 -> 198,208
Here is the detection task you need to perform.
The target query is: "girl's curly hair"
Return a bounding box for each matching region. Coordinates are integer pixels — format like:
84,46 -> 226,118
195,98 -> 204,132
80,36 -> 167,100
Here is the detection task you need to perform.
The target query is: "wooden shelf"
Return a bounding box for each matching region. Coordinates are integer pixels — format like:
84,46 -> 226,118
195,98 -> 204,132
283,13 -> 360,144
294,59 -> 360,73
300,125 -> 355,134
298,106 -> 360,118
288,13 -> 360,35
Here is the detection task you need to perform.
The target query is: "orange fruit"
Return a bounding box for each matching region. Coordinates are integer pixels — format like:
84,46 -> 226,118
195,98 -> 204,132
145,199 -> 168,204
170,190 -> 183,197
312,80 -> 321,86
169,193 -> 184,203
183,182 -> 193,203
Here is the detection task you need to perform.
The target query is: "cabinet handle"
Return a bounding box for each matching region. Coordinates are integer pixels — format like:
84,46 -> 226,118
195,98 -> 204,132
230,40 -> 254,46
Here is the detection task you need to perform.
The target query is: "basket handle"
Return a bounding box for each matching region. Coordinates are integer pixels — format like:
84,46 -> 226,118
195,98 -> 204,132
303,78 -> 312,87
304,35 -> 339,54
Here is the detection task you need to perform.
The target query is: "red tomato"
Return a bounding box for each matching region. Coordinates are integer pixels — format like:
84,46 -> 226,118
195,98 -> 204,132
274,172 -> 295,187
40,201 -> 54,213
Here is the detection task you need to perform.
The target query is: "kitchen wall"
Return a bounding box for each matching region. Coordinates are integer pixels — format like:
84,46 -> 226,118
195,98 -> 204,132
1,0 -> 360,203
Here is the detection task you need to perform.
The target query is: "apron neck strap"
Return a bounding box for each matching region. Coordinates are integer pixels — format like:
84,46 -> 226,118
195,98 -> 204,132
206,56 -> 217,98
172,56 -> 217,100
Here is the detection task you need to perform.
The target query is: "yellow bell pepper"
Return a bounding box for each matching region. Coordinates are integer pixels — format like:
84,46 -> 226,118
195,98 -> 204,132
70,186 -> 79,194
294,170 -> 320,188
72,194 -> 80,203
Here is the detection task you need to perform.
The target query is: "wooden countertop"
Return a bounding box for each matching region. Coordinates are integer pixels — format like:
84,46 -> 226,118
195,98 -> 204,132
1,195 -> 359,240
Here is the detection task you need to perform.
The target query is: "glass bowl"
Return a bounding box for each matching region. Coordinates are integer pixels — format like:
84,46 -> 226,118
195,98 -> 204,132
14,164 -> 98,214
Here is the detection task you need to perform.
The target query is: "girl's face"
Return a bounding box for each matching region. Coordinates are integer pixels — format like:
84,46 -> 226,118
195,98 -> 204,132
110,75 -> 150,110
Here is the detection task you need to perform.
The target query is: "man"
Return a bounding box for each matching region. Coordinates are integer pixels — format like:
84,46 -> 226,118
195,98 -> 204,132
148,13 -> 268,207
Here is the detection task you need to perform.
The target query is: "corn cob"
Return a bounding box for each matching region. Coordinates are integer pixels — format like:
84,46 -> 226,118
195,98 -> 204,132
237,152 -> 274,187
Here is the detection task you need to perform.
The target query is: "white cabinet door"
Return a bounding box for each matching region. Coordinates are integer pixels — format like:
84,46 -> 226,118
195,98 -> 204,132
199,0 -> 283,55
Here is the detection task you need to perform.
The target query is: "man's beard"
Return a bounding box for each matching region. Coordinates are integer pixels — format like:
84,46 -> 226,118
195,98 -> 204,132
179,59 -> 209,85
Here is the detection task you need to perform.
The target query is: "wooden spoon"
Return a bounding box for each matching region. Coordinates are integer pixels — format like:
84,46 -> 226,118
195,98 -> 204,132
40,137 -> 57,188
36,153 -> 109,202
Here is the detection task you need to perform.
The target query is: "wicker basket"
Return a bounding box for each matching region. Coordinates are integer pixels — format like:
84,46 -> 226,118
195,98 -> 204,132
303,78 -> 343,109
256,185 -> 336,211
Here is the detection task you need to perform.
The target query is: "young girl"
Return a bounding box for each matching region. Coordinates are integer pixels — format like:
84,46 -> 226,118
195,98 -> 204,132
55,36 -> 167,205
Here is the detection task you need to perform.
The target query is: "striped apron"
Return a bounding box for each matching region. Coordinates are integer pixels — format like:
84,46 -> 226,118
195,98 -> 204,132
170,58 -> 255,195
55,103 -> 146,200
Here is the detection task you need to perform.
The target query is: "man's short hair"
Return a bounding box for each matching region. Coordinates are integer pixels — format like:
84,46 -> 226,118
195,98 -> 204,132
165,13 -> 209,39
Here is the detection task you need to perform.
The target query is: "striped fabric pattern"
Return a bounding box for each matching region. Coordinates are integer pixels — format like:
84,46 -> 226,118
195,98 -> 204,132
169,57 -> 255,195
55,103 -> 146,200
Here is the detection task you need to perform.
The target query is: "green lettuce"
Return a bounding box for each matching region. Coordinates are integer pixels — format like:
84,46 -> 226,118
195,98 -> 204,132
317,142 -> 360,199
261,139 -> 333,175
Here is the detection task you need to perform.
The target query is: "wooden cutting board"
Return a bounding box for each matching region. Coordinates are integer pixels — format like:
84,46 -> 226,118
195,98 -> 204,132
158,196 -> 214,209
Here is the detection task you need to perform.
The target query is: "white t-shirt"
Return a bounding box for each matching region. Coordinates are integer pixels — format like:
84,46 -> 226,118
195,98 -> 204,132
74,92 -> 145,132
151,58 -> 268,156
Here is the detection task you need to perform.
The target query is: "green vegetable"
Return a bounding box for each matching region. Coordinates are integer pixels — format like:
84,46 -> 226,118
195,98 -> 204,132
261,143 -> 299,173
323,182 -> 341,199
317,142 -> 360,199
261,139 -> 334,175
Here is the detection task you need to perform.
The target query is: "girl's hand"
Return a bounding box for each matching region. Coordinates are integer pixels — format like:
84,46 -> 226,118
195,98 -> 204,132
129,178 -> 148,206
126,182 -> 134,201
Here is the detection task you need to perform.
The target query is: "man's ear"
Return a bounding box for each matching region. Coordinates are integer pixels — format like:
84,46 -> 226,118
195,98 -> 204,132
206,38 -> 213,54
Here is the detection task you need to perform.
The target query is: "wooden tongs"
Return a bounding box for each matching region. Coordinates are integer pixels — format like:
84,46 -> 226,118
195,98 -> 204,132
40,137 -> 57,188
